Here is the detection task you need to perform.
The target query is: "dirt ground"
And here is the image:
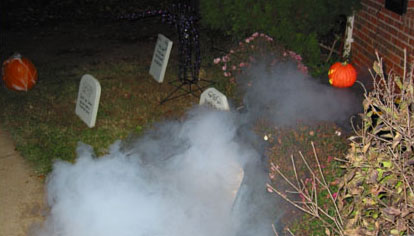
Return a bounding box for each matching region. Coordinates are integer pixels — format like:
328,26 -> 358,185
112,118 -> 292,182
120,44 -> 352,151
0,126 -> 45,236
0,19 -> 178,236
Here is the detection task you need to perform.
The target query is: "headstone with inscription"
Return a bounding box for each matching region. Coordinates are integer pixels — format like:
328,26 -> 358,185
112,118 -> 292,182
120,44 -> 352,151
75,74 -> 101,128
199,87 -> 230,111
149,34 -> 173,83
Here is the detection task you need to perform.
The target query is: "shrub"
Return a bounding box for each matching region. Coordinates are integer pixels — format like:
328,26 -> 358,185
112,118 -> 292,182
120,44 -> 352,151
338,51 -> 414,235
213,32 -> 308,82
200,0 -> 360,76
266,50 -> 414,235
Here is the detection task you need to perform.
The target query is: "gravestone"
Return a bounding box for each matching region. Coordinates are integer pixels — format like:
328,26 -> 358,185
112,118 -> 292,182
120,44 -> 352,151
199,87 -> 230,111
75,74 -> 101,128
228,162 -> 244,206
149,34 -> 173,83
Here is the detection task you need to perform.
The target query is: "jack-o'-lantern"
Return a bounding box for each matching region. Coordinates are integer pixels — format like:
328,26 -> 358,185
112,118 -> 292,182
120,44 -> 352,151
2,53 -> 38,91
328,62 -> 357,88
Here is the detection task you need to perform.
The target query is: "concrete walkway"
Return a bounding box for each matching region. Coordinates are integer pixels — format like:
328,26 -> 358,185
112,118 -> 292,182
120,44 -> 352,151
0,126 -> 45,236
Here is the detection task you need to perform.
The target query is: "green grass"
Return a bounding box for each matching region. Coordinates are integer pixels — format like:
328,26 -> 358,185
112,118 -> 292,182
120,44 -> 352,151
262,122 -> 349,235
0,58 -> 204,173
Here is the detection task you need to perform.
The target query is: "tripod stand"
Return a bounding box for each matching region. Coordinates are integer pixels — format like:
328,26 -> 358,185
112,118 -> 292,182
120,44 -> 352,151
120,3 -> 213,104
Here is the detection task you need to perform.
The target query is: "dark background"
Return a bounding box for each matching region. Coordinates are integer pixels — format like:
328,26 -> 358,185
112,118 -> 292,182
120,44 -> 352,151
1,0 -> 200,29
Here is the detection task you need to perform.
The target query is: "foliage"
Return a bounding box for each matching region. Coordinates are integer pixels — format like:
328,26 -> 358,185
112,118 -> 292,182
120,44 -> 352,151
338,51 -> 414,235
256,118 -> 347,235
268,143 -> 344,235
200,0 -> 360,77
267,50 -> 414,235
213,32 -> 308,81
265,122 -> 348,235
211,32 -> 309,100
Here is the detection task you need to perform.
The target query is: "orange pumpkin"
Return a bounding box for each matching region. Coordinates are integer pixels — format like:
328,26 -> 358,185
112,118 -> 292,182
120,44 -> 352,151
328,62 -> 357,88
2,53 -> 38,91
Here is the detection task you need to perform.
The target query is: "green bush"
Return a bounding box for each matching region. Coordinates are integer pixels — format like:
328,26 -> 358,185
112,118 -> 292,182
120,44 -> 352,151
200,0 -> 360,76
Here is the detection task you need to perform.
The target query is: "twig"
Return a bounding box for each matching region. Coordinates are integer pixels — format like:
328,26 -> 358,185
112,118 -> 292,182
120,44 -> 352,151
270,148 -> 345,235
319,42 -> 340,62
326,36 -> 340,62
311,142 -> 344,228
272,224 -> 279,236
286,228 -> 295,236
267,184 -> 313,215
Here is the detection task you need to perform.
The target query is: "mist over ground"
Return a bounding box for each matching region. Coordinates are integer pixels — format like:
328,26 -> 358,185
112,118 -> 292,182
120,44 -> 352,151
33,60 -> 363,236
241,62 -> 363,128
32,108 -> 280,236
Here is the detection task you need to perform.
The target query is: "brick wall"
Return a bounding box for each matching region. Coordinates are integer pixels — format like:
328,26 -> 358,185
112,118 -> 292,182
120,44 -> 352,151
352,0 -> 414,76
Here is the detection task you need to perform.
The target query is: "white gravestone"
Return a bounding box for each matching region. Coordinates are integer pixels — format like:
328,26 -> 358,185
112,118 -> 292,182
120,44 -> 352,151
149,34 -> 173,83
199,87 -> 230,111
199,87 -> 242,211
75,74 -> 101,128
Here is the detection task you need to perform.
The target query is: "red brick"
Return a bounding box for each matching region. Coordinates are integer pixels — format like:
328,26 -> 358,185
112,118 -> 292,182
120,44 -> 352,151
378,28 -> 392,41
397,31 -> 409,43
403,26 -> 412,35
395,39 -> 410,51
378,12 -> 386,21
393,65 -> 404,76
390,52 -> 402,65
351,0 -> 414,74
389,10 -> 403,21
387,24 -> 398,35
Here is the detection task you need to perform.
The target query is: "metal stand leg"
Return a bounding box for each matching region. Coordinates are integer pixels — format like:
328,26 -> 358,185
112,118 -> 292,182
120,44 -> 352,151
160,78 -> 214,104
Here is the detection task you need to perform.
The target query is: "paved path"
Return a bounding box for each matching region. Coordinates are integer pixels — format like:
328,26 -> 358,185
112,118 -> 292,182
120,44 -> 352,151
0,126 -> 45,236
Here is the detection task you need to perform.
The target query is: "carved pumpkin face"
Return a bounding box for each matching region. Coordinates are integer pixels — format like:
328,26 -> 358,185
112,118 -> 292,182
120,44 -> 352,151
2,53 -> 38,91
328,62 -> 357,88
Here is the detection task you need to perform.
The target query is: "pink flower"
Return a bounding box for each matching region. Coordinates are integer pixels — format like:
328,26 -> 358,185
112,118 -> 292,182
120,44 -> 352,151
299,193 -> 306,202
327,156 -> 334,163
245,38 -> 251,43
224,72 -> 231,77
252,32 -> 259,37
232,65 -> 237,70
266,183 -> 274,193
239,62 -> 246,67
270,162 -> 279,171
213,58 -> 221,64
298,64 -> 308,75
222,64 -> 227,71
230,49 -> 235,54
332,192 -> 338,199
222,55 -> 230,62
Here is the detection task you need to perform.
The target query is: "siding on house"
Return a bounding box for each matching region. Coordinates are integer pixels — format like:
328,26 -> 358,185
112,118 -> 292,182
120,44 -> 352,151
352,0 -> 414,76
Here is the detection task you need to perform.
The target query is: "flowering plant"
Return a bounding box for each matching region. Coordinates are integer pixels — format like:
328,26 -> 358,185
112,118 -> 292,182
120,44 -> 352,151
213,32 -> 308,84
